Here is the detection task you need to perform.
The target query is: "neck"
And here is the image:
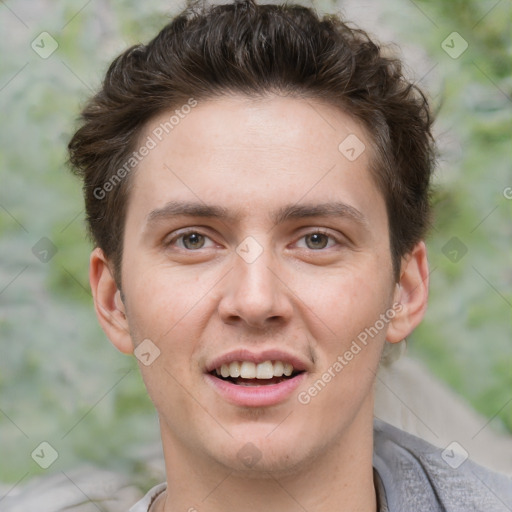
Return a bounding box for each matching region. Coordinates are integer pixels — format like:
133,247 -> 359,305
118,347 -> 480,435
157,401 -> 377,512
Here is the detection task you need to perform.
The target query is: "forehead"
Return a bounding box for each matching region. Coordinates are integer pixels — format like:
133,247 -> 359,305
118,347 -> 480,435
126,95 -> 386,229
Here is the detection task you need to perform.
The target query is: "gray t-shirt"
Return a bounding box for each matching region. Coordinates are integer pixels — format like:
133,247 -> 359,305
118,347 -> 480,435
130,419 -> 512,511
372,418 -> 512,511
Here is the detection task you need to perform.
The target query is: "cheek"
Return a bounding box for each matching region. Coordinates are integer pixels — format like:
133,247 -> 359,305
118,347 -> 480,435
294,262 -> 393,343
123,268 -> 207,426
295,265 -> 392,403
123,261 -> 213,340
122,267 -> 210,396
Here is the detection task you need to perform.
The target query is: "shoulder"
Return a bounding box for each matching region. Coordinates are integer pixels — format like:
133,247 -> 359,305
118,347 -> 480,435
129,483 -> 167,512
373,418 -> 512,512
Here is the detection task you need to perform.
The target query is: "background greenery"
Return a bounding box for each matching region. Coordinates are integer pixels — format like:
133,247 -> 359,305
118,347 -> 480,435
0,0 -> 510,490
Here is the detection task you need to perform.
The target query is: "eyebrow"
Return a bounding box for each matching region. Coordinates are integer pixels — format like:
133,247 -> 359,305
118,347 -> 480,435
145,200 -> 368,229
273,202 -> 367,227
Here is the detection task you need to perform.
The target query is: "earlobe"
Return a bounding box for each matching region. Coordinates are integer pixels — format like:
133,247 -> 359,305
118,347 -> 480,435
89,247 -> 133,354
386,241 -> 429,344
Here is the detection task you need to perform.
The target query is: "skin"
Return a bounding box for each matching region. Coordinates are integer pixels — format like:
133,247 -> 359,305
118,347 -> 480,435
90,95 -> 429,512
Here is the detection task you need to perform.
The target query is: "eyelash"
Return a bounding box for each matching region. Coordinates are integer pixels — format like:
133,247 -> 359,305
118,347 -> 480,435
294,230 -> 340,250
168,230 -> 217,250
167,229 -> 342,251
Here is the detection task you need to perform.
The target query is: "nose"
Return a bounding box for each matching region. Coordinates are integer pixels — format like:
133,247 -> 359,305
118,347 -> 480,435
217,245 -> 293,329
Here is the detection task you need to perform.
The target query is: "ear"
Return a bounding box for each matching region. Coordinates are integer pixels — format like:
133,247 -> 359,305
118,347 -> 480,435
89,247 -> 133,354
386,241 -> 429,343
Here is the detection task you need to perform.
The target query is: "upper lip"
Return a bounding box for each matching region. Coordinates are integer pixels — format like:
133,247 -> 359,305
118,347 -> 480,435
205,349 -> 309,373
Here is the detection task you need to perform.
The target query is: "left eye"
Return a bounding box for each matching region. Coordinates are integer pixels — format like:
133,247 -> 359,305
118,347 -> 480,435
297,232 -> 338,250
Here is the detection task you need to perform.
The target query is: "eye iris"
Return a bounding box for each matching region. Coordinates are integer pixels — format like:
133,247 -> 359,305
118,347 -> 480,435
183,233 -> 205,249
306,233 -> 328,250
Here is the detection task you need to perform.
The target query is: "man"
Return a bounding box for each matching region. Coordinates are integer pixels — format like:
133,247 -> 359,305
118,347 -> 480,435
67,0 -> 512,510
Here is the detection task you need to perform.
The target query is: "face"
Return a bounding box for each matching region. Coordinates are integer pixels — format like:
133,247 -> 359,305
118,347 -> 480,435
98,95 -> 411,475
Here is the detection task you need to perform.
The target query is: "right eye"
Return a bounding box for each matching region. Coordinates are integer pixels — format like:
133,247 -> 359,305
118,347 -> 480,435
167,230 -> 216,250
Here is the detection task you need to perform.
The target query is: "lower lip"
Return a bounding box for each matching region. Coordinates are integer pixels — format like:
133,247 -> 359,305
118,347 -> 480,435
205,373 -> 306,407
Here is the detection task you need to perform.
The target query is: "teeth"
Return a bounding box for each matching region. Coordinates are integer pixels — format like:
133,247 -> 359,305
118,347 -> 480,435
214,360 -> 298,379
256,360 -> 274,379
220,364 -> 230,378
273,361 -> 284,377
229,361 -> 241,377
240,361 -> 256,379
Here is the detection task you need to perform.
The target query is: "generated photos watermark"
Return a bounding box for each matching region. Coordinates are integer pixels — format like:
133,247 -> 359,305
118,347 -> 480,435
297,302 -> 403,405
93,98 -> 198,200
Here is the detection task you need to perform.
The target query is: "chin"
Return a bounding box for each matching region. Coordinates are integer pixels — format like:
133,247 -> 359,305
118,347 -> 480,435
222,450 -> 310,479
206,426 -> 315,477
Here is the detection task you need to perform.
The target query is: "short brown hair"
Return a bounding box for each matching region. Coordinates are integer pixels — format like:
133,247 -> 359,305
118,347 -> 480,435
68,0 -> 435,284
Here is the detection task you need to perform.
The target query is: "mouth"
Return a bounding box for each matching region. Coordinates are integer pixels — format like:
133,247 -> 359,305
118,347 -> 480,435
209,360 -> 305,387
205,356 -> 307,407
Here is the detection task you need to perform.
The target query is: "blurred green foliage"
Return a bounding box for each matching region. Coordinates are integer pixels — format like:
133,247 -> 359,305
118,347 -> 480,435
0,0 -> 510,487
398,0 -> 512,435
